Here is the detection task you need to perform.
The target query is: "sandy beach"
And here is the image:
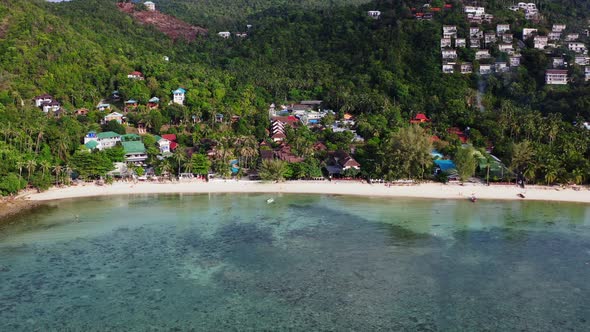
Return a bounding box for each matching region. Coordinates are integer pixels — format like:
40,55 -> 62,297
18,180 -> 590,204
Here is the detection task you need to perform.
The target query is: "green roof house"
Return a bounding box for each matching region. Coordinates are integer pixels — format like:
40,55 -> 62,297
83,131 -> 121,150
122,141 -> 148,164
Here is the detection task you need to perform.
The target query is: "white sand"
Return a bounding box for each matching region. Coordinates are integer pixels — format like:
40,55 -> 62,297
21,180 -> 590,204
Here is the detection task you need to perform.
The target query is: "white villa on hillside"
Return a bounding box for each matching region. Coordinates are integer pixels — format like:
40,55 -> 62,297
144,1 -> 156,11
545,69 -> 568,85
84,131 -> 121,150
172,88 -> 186,105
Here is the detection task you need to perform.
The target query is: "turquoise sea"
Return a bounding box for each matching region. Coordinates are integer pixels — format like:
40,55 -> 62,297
1,194 -> 590,331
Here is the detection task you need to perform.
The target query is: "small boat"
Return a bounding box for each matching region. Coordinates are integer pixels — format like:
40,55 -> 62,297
266,198 -> 274,204
469,195 -> 477,203
517,193 -> 526,199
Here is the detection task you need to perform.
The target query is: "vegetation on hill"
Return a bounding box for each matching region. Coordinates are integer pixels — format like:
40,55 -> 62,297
0,0 -> 589,195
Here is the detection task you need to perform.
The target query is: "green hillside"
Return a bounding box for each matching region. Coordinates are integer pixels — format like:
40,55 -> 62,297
0,0 -> 589,194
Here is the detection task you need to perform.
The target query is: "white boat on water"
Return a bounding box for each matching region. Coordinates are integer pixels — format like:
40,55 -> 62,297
266,198 -> 274,204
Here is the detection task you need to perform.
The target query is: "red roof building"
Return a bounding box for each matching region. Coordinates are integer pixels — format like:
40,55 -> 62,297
447,127 -> 468,144
410,113 -> 430,124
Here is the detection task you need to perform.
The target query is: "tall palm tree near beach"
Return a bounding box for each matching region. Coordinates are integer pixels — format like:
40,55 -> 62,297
25,159 -> 37,182
40,160 -> 51,178
173,149 -> 186,176
52,165 -> 62,187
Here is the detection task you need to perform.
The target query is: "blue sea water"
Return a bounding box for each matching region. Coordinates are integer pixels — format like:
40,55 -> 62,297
1,194 -> 590,331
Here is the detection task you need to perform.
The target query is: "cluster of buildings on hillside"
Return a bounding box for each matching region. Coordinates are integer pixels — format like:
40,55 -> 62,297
439,3 -> 589,85
441,23 -> 521,75
217,25 -> 252,39
411,3 -> 453,20
266,101 -> 361,177
508,2 -> 539,21
83,131 -> 178,165
525,24 -> 590,85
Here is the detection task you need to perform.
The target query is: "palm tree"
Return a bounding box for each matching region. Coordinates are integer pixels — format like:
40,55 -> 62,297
25,159 -> 37,182
16,160 -> 25,177
64,164 -> 72,185
173,149 -> 186,176
160,160 -> 173,180
52,165 -> 62,187
258,159 -> 288,182
40,160 -> 51,178
56,136 -> 70,161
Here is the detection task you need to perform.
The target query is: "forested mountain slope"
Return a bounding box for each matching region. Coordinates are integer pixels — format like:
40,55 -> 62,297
155,0 -> 372,30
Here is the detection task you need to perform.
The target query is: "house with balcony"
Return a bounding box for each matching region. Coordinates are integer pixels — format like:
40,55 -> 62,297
548,31 -> 561,41
545,69 -> 568,85
552,57 -> 565,68
534,36 -> 549,50
522,28 -> 538,39
460,63 -> 473,74
455,38 -> 466,48
502,33 -> 513,43
470,38 -> 481,48
122,141 -> 148,164
479,64 -> 493,75
441,38 -> 452,48
568,42 -> 587,54
442,63 -> 455,74
475,49 -> 491,60
575,56 -> 589,66
566,33 -> 579,41
499,43 -> 514,54
367,10 -> 381,19
172,88 -> 186,105
509,55 -> 521,67
497,24 -> 510,35
103,112 -> 124,124
442,25 -> 458,38
442,49 -> 457,59
552,24 -> 566,33
83,131 -> 121,150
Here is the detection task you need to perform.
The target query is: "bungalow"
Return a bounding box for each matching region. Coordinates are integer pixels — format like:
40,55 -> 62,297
42,100 -> 61,113
568,42 -> 587,54
153,135 -> 171,154
34,94 -> 53,107
103,112 -> 124,124
475,49 -> 491,60
464,6 -> 485,16
83,131 -> 121,150
410,113 -> 430,124
447,127 -> 468,143
172,88 -> 186,105
74,108 -> 89,116
215,113 -> 224,123
575,56 -> 590,66
161,134 -> 178,151
326,151 -> 361,176
566,33 -> 580,41
455,38 -> 467,48
276,145 -> 304,163
442,63 -> 455,74
552,57 -> 566,68
367,10 -> 381,19
460,63 -> 473,74
552,24 -> 567,32
469,27 -> 481,37
122,141 -> 148,164
497,24 -> 510,34
148,96 -> 160,109
470,38 -> 481,48
218,31 -> 231,38
442,49 -> 457,59
502,33 -> 513,43
441,38 -> 452,48
509,55 -> 521,67
545,69 -> 568,85
548,31 -> 561,41
499,43 -> 514,54
127,71 -> 144,80
495,62 -> 509,73
522,28 -> 538,39
144,1 -> 155,11
96,103 -> 111,111
124,99 -> 138,111
534,36 -> 549,50
442,25 -> 457,38
479,64 -> 493,75
484,32 -> 497,45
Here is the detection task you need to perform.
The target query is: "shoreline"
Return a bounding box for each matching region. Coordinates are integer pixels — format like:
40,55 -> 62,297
16,180 -> 590,204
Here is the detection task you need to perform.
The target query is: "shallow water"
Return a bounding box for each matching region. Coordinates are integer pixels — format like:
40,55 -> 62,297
1,194 -> 590,331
